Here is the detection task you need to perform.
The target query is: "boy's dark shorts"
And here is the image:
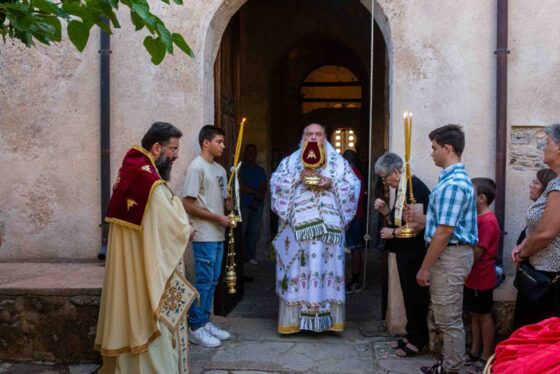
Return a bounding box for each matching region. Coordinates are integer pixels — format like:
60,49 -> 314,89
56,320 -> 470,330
464,286 -> 494,314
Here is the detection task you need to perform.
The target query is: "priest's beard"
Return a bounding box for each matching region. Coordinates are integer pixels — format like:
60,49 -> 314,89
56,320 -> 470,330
155,154 -> 174,181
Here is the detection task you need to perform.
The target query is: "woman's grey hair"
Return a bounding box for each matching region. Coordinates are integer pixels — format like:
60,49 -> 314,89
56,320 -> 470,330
546,124 -> 560,145
375,153 -> 403,175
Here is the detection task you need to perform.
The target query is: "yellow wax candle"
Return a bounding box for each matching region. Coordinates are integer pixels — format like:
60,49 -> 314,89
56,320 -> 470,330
227,117 -> 247,193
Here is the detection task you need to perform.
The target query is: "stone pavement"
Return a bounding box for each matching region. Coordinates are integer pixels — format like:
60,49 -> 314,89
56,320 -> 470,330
1,316 -> 440,373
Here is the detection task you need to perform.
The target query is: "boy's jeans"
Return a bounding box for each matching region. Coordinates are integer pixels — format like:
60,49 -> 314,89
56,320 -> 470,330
430,244 -> 474,372
188,242 -> 224,330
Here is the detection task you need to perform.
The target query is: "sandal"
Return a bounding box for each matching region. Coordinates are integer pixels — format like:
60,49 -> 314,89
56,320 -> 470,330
465,359 -> 487,374
390,338 -> 408,349
395,343 -> 420,357
466,351 -> 481,364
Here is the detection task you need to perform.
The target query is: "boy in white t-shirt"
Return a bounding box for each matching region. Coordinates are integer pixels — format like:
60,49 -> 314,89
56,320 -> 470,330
182,125 -> 233,348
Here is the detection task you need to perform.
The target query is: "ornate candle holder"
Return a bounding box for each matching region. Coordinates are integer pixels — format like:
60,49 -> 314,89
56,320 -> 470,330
400,111 -> 416,239
225,211 -> 241,294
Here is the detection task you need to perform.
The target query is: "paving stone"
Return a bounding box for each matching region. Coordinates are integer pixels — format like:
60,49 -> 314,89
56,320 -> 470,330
68,364 -> 99,374
0,363 -> 67,373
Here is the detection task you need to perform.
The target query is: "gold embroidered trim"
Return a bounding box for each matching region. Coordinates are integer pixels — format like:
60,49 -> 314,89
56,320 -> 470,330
277,322 -> 345,334
94,329 -> 161,357
105,179 -> 166,231
277,324 -> 301,334
155,271 -> 197,332
131,145 -> 156,168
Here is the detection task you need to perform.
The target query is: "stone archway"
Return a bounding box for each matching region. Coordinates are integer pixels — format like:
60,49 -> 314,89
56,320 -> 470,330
200,0 -> 393,127
201,0 -> 393,318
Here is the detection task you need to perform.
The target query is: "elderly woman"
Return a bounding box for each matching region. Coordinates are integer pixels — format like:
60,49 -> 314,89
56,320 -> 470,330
515,168 -> 557,245
511,124 -> 560,329
373,153 -> 431,357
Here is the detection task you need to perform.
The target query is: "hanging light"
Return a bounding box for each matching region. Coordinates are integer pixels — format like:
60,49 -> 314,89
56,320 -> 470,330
330,128 -> 358,153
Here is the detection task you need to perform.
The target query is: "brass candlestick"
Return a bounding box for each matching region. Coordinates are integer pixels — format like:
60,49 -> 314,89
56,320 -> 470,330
225,211 -> 241,294
224,117 -> 246,295
400,112 -> 416,239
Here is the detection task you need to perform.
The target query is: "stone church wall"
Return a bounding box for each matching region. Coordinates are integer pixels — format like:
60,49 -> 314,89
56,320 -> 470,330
1,0 -> 559,264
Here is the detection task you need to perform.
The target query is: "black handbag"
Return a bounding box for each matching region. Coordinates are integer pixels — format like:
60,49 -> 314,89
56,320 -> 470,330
514,261 -> 560,303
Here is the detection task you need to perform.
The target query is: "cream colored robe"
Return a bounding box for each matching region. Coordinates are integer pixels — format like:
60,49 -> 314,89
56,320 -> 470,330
95,185 -> 195,373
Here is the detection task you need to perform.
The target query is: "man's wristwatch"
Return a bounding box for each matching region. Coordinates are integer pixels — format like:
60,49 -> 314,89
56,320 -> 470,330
392,228 -> 397,238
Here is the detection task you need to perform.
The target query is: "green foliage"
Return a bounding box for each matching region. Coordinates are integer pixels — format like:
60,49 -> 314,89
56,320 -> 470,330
0,0 -> 194,64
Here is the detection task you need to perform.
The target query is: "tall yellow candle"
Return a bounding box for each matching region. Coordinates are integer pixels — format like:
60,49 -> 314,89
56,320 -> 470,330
227,117 -> 247,193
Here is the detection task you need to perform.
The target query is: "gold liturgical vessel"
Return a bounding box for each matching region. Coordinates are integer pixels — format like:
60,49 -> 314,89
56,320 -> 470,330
400,111 -> 416,239
301,140 -> 326,187
224,117 -> 247,294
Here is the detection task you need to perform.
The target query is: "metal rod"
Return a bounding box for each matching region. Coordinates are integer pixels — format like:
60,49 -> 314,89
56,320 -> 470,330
495,0 -> 509,266
99,23 -> 111,259
362,0 -> 376,289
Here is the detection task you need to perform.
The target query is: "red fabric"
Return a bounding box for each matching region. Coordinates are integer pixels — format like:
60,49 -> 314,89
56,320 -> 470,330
301,141 -> 324,168
493,317 -> 560,374
465,211 -> 499,290
106,147 -> 161,228
351,165 -> 365,219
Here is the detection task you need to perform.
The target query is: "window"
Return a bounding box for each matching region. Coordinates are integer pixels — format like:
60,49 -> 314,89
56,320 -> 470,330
301,65 -> 362,114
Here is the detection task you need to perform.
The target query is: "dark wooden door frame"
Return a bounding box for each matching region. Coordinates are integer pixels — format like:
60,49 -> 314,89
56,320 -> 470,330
213,12 -> 245,316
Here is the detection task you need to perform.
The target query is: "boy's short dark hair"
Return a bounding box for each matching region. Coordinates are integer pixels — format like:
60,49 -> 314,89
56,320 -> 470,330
141,122 -> 183,150
198,125 -> 225,147
472,177 -> 496,205
428,124 -> 465,156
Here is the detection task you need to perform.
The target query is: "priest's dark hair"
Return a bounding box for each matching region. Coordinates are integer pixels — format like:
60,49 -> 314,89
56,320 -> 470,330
141,122 -> 183,150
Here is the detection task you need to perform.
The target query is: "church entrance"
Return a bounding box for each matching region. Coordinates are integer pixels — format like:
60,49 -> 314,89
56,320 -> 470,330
212,0 -> 389,321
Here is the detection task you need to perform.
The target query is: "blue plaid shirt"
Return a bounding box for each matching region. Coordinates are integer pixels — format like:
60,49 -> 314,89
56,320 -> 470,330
424,163 -> 478,245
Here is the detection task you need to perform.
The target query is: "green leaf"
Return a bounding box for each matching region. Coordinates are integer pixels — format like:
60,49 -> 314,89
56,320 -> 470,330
93,18 -> 111,34
129,10 -> 143,30
30,0 -> 56,14
143,35 -> 166,65
131,2 -> 149,20
42,16 -> 62,41
143,14 -> 157,33
172,32 -> 193,57
67,19 -> 90,51
62,2 -> 93,20
156,22 -> 172,53
172,0 -> 183,5
31,21 -> 56,36
6,14 -> 35,32
93,3 -> 120,28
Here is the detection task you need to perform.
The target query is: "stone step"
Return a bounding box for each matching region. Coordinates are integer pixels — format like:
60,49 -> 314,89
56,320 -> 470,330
0,263 -> 104,363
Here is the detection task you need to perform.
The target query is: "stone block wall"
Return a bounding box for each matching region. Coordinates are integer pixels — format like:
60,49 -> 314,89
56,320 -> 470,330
0,294 -> 101,363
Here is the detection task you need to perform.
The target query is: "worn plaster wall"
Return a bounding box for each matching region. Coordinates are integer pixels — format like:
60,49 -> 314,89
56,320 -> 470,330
506,0 -> 560,273
0,34 -> 101,261
1,0 -> 559,264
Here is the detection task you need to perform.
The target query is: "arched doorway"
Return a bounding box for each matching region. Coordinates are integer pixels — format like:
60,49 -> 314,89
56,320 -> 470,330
211,0 -> 390,318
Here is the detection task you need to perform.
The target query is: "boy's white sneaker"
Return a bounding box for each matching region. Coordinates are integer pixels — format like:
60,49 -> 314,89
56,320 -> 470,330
189,326 -> 221,348
205,322 -> 231,340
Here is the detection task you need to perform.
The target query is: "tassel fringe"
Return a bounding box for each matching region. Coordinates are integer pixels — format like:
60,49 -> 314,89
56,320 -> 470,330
299,312 -> 333,332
